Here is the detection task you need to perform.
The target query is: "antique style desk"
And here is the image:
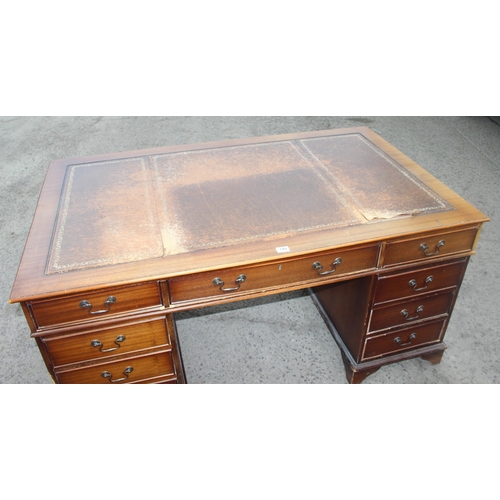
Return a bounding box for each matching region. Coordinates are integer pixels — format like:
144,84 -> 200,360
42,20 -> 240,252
10,127 -> 489,383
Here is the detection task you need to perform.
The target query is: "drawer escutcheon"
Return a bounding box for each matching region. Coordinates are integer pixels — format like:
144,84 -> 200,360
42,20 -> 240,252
408,275 -> 433,291
80,296 -> 116,315
312,258 -> 342,276
419,240 -> 445,257
400,305 -> 424,321
213,274 -> 247,292
90,335 -> 126,353
394,333 -> 417,346
101,366 -> 133,383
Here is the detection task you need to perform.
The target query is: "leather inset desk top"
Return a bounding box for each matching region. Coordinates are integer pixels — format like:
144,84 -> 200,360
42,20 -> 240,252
46,133 -> 451,274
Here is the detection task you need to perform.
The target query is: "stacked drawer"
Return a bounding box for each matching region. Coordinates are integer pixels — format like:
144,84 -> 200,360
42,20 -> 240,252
29,282 -> 185,384
362,258 -> 468,361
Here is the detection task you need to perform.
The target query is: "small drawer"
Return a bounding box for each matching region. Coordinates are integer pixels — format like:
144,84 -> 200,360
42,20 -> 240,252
30,281 -> 162,328
55,350 -> 175,384
362,320 -> 445,360
383,228 -> 478,267
169,244 -> 380,304
369,290 -> 455,333
374,259 -> 466,305
42,316 -> 171,367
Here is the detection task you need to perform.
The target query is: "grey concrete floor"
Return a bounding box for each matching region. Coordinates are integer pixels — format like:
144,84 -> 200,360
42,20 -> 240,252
1,116 -> 499,384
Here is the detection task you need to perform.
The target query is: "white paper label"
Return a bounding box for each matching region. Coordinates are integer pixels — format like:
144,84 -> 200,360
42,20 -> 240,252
275,246 -> 291,253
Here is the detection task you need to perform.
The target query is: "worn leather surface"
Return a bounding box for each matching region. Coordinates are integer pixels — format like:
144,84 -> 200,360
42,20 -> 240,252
47,133 -> 450,273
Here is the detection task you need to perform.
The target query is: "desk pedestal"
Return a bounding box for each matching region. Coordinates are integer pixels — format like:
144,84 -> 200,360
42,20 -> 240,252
310,256 -> 467,383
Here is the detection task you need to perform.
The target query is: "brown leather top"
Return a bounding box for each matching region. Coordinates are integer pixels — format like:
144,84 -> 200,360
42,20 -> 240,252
46,133 -> 450,274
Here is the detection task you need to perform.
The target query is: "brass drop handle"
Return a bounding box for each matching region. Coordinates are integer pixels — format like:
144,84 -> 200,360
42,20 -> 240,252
101,366 -> 133,383
80,296 -> 116,315
408,275 -> 433,291
420,240 -> 445,257
400,305 -> 424,321
394,333 -> 417,346
213,274 -> 246,292
91,335 -> 126,352
312,257 -> 342,276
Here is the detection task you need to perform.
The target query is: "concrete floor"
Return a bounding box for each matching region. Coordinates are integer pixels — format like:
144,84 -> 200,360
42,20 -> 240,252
1,116 -> 499,384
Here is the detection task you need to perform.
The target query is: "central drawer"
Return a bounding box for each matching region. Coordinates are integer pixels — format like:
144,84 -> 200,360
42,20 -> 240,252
169,244 -> 380,305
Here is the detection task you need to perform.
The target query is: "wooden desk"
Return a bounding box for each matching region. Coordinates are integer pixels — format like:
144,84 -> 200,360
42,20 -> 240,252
9,127 -> 489,383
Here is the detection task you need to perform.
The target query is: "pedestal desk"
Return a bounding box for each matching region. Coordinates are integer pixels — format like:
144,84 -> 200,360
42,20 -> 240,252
9,127 -> 489,383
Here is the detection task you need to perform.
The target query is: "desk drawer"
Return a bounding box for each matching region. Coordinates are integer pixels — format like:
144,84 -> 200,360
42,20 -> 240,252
42,316 -> 171,367
362,320 -> 445,361
55,350 -> 175,384
169,245 -> 379,304
369,291 -> 455,333
383,228 -> 478,267
374,259 -> 466,305
30,282 -> 162,328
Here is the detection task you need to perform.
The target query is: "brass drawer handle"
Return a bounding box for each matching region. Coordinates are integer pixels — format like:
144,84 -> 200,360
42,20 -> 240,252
408,275 -> 433,291
394,333 -> 417,346
91,335 -> 126,352
80,296 -> 116,315
101,366 -> 133,383
213,274 -> 246,292
420,240 -> 445,257
400,305 -> 424,321
312,257 -> 342,276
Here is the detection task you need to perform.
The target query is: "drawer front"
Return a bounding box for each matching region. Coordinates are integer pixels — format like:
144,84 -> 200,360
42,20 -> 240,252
30,282 -> 162,328
43,316 -> 171,367
55,351 -> 175,384
369,291 -> 455,333
362,320 -> 445,360
374,259 -> 466,305
169,245 -> 380,304
383,228 -> 478,267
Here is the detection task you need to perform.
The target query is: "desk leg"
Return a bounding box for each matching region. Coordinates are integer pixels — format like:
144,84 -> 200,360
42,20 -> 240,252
420,350 -> 445,365
341,352 -> 380,384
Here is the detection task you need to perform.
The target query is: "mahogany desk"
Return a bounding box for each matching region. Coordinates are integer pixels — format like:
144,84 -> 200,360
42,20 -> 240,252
9,127 -> 489,383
